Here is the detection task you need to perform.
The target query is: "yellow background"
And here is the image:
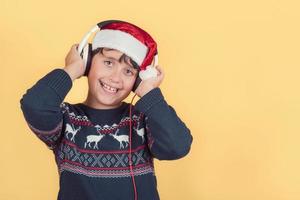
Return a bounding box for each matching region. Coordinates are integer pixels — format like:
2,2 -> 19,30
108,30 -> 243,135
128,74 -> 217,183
1,0 -> 300,199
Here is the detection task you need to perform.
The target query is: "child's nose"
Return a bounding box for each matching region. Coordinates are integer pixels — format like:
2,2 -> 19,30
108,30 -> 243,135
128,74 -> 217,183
109,68 -> 122,83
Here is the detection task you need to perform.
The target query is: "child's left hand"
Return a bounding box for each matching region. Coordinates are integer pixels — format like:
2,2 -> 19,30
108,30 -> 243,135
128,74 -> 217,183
135,65 -> 164,97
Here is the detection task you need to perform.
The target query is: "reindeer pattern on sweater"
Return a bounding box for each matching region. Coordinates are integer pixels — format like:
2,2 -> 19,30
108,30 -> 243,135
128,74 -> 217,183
61,103 -> 146,150
51,102 -> 154,179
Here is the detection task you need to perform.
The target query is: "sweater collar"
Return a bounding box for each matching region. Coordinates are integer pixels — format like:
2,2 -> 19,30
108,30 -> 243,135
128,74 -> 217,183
76,102 -> 129,124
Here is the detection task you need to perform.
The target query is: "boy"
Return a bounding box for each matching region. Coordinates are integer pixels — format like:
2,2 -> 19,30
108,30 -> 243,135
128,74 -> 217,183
20,20 -> 193,200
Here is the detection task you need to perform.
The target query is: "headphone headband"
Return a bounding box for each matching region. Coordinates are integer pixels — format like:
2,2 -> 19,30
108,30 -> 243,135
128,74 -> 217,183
78,20 -> 126,54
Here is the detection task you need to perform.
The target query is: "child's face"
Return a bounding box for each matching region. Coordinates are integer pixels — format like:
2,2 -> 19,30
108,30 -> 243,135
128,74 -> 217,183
86,48 -> 138,109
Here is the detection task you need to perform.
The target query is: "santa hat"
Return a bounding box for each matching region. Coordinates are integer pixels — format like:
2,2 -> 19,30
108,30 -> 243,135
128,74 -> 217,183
92,21 -> 157,71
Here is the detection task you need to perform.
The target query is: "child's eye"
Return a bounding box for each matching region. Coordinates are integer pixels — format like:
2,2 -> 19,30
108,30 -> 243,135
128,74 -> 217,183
124,68 -> 135,76
104,61 -> 113,67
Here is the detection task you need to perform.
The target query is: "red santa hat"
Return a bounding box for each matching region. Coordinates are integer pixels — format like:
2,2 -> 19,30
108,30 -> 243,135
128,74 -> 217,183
92,21 -> 157,71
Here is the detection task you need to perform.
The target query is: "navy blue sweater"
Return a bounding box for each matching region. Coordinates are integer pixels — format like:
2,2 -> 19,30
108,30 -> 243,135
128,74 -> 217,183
20,69 -> 193,200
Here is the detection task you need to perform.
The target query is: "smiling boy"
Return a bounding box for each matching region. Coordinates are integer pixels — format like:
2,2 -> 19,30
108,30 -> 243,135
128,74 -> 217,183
75,47 -> 163,109
20,20 -> 193,200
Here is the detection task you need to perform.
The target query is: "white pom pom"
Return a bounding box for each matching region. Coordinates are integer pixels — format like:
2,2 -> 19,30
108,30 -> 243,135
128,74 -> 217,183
139,65 -> 158,80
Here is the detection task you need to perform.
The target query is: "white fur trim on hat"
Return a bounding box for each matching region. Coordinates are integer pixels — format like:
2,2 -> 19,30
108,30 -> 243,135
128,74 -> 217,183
92,29 -> 148,66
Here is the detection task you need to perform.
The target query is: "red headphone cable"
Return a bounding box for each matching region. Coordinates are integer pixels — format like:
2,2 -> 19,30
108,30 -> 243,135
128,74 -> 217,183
129,93 -> 138,200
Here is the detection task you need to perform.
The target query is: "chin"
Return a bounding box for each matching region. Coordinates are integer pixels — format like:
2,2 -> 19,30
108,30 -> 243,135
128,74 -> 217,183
96,96 -> 123,108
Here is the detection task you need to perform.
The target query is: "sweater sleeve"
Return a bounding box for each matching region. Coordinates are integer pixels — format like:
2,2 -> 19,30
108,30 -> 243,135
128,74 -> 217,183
134,88 -> 193,160
20,68 -> 73,150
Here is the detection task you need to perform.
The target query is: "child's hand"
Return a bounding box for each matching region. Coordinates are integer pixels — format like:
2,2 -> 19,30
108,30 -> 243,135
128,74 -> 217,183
63,44 -> 85,81
135,65 -> 164,97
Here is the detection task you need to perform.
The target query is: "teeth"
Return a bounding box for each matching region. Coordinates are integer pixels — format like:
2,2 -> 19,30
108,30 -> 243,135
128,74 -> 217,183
100,81 -> 118,93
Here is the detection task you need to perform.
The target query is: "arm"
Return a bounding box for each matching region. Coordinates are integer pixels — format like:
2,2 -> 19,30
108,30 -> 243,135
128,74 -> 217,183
20,69 -> 72,149
135,88 -> 193,160
20,44 -> 84,150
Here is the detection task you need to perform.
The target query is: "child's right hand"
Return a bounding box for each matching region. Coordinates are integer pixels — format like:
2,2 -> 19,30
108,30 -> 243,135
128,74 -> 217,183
63,44 -> 85,81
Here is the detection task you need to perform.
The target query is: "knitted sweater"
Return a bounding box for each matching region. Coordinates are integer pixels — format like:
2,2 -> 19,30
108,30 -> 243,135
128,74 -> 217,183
20,69 -> 193,200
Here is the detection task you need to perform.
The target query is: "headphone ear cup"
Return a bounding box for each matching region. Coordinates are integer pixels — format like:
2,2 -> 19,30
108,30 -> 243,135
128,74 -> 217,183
132,76 -> 142,92
83,43 -> 93,76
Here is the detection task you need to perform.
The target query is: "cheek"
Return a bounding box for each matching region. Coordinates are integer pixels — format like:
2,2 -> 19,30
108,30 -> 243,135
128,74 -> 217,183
89,62 -> 108,78
87,65 -> 103,87
123,76 -> 137,89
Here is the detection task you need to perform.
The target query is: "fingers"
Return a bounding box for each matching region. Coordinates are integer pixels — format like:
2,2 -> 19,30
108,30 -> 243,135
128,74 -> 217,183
71,44 -> 79,52
156,65 -> 163,74
155,65 -> 164,79
70,44 -> 81,56
72,43 -> 79,48
66,44 -> 82,62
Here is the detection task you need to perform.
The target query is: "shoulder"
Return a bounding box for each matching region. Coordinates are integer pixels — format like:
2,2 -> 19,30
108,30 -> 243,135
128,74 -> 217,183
60,102 -> 86,116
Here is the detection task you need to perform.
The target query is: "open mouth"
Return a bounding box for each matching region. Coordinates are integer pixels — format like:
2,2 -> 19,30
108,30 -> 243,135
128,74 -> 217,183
99,81 -> 119,94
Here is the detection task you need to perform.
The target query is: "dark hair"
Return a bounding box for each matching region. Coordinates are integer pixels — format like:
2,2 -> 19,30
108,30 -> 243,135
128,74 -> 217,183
91,47 -> 139,70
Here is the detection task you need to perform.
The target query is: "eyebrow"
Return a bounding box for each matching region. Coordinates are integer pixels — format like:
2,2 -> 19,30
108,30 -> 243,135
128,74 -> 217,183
101,48 -> 139,70
105,56 -> 120,61
104,55 -> 137,70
